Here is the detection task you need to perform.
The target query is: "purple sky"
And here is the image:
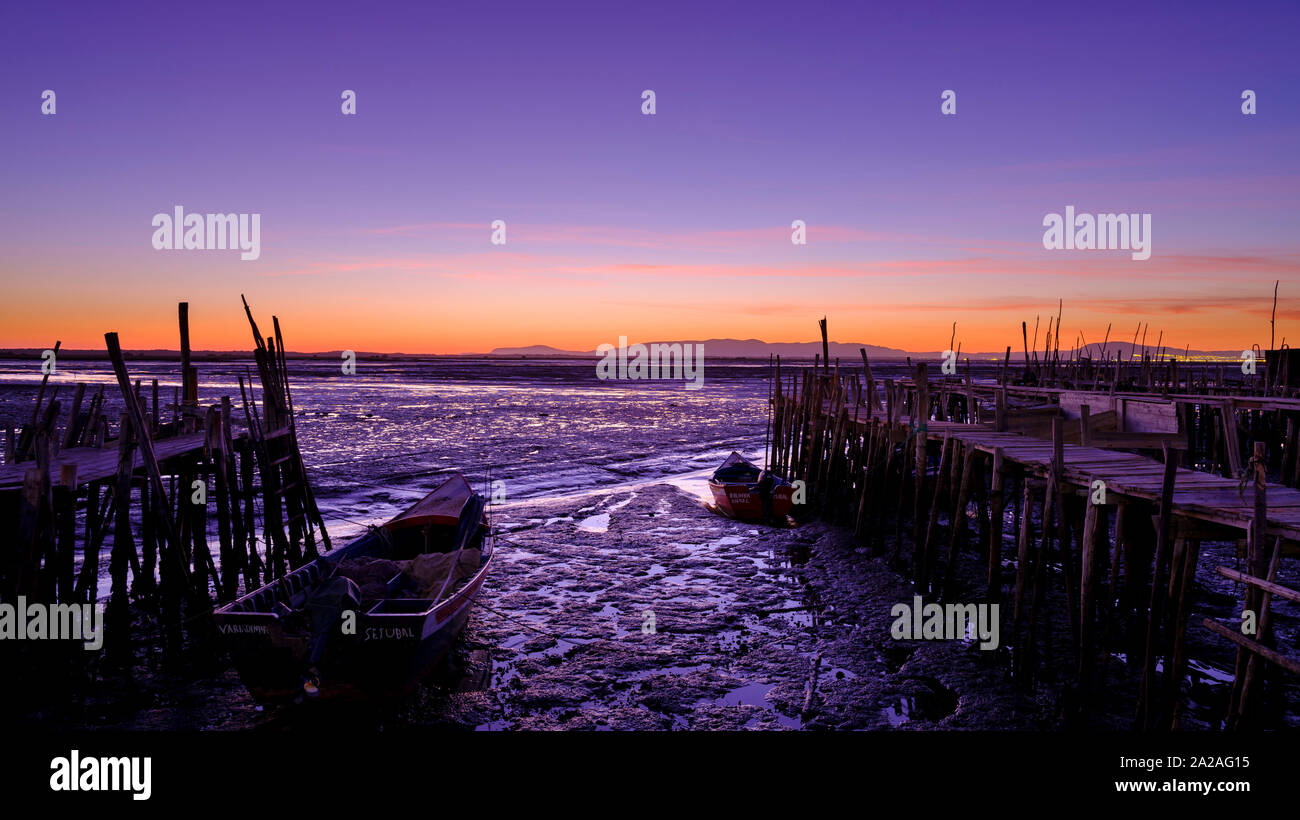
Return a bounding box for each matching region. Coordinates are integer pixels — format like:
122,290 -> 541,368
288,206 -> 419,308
2,1 -> 1297,353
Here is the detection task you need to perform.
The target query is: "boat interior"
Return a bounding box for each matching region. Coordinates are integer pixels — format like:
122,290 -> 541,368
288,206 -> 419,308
712,455 -> 788,486
220,492 -> 488,617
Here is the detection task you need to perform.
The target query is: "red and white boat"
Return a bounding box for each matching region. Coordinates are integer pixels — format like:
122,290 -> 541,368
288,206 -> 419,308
707,452 -> 794,522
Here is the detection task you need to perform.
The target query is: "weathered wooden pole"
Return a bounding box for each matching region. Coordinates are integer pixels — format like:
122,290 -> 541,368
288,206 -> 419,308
1013,477 -> 1034,626
1078,493 -> 1101,700
1228,442 -> 1270,728
1164,533 -> 1201,729
61,383 -> 86,450
942,443 -> 977,596
911,363 -> 930,589
987,448 -> 1005,602
1138,444 -> 1179,730
1052,417 -> 1080,642
107,412 -> 137,666
208,406 -> 238,600
922,435 -> 954,588
819,317 -> 829,376
104,332 -> 193,600
53,464 -> 78,603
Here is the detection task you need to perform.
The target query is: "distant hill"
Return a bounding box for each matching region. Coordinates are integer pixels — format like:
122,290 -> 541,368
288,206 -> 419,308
487,338 -> 912,359
483,338 -> 1244,361
486,344 -> 592,357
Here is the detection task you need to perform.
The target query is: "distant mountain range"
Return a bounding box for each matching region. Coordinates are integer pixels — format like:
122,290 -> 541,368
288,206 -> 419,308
486,339 -> 910,358
0,339 -> 1246,362
485,338 -> 1243,360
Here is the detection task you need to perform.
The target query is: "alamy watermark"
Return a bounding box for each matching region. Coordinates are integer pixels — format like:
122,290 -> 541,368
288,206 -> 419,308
50,750 -> 151,801
1042,205 -> 1151,261
0,597 -> 103,650
890,596 -> 999,650
596,336 -> 704,390
151,206 -> 261,261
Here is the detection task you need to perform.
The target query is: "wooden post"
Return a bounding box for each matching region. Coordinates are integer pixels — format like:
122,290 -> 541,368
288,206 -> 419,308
819,317 -> 829,376
1138,444 -> 1179,730
1078,495 -> 1100,699
62,383 -> 86,450
12,467 -> 42,599
17,424 -> 54,600
75,483 -> 106,603
943,443 -> 977,595
21,340 -> 61,457
238,437 -> 262,587
191,446 -> 218,598
1013,477 -> 1034,626
1024,474 -> 1057,682
1165,535 -> 1201,729
1221,400 -> 1242,476
878,425 -> 898,559
179,302 -> 198,431
1234,537 -> 1283,728
855,426 -> 877,537
208,406 -> 238,600
103,333 -> 192,596
107,412 -> 136,666
860,349 -> 877,419
911,363 -> 930,588
1249,441 -> 1269,591
922,435 -> 954,590
1228,443 -> 1270,728
988,448 -> 1005,602
54,464 -> 78,602
1052,417 -> 1080,641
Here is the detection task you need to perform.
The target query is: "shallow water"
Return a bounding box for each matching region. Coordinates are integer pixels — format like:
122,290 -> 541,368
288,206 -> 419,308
0,357 -> 787,598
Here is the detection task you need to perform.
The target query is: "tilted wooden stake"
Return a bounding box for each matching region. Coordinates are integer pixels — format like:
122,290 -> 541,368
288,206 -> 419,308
104,332 -> 192,593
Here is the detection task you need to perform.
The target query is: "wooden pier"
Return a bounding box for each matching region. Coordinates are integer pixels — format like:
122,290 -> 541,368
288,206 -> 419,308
0,300 -> 329,676
765,322 -> 1300,731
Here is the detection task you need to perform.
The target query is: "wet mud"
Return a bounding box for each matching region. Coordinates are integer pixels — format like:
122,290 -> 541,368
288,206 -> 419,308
390,483 -> 1050,731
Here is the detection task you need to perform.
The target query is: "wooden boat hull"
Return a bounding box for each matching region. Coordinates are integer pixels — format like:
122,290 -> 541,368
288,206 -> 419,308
706,451 -> 795,522
708,481 -> 794,520
354,550 -> 493,696
214,475 -> 491,703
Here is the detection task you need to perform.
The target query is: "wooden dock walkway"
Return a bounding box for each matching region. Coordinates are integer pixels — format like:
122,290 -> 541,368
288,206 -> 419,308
0,432 -> 209,492
908,427 -> 1300,541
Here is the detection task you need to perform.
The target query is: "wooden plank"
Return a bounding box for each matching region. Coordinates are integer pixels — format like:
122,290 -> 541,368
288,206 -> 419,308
860,412 -> 1300,542
1203,618 -> 1300,676
0,432 -> 209,491
1215,565 -> 1300,605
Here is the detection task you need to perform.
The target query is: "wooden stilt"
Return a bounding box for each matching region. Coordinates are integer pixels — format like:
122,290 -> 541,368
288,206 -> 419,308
1013,477 -> 1034,626
1138,444 -> 1179,730
942,443 -> 976,596
107,412 -> 137,667
987,448 -> 1005,602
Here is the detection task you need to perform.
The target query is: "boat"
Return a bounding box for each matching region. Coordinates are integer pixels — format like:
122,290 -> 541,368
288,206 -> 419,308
213,473 -> 493,702
706,452 -> 795,522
